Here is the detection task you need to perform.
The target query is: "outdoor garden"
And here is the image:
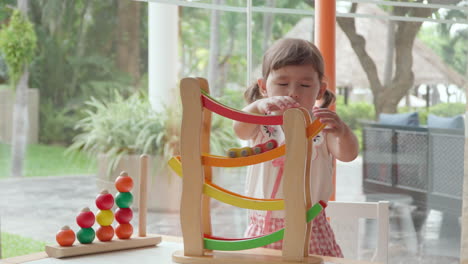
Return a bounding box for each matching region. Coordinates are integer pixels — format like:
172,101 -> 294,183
0,0 -> 467,261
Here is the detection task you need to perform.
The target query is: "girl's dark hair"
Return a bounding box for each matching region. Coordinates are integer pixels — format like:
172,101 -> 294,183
319,89 -> 336,108
244,38 -> 325,104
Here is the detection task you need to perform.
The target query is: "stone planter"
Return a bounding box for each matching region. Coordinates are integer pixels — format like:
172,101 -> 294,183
97,154 -> 182,212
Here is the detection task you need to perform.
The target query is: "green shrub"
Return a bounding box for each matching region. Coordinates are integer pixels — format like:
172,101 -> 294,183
398,103 -> 465,125
39,100 -> 84,145
336,97 -> 375,130
68,91 -> 238,174
336,97 -> 375,152
218,88 -> 246,111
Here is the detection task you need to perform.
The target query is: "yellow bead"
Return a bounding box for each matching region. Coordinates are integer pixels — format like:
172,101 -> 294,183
96,210 -> 114,226
239,147 -> 252,157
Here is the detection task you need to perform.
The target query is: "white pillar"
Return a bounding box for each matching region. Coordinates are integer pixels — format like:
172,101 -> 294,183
148,3 -> 179,112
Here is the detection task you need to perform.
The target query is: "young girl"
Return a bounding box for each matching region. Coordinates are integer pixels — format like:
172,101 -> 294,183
233,38 -> 359,257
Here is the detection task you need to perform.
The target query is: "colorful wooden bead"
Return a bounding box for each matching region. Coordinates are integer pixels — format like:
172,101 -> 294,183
115,208 -> 133,224
115,171 -> 134,192
56,226 -> 75,247
96,210 -> 114,226
96,225 -> 114,242
77,228 -> 95,244
227,148 -> 239,158
252,145 -> 263,154
227,147 -> 253,158
95,190 -> 114,210
228,140 -> 278,158
76,207 -> 95,228
115,223 -> 133,239
239,147 -> 252,157
115,192 -> 133,208
264,139 -> 278,150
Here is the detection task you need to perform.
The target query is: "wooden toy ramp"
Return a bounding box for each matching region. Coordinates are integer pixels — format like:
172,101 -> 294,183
171,77 -> 326,264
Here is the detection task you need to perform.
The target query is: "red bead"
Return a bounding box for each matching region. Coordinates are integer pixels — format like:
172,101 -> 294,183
264,139 -> 278,150
115,208 -> 133,224
95,190 -> 114,210
76,208 -> 95,228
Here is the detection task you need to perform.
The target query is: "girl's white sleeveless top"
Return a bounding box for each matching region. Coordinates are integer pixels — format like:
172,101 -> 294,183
245,123 -> 333,218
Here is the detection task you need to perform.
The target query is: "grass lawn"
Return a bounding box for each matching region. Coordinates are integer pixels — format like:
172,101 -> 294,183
0,143 -> 96,178
1,232 -> 46,259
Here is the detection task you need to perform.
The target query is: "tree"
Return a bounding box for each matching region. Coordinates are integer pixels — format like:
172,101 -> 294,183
116,0 -> 141,84
262,0 -> 275,52
433,6 -> 468,75
0,4 -> 37,177
307,0 -> 463,116
207,0 -> 222,97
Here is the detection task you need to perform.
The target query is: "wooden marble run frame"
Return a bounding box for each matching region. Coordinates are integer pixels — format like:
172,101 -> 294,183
172,77 -> 327,264
45,155 -> 161,258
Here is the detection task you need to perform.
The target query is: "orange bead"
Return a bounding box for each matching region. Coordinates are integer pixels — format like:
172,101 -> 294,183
96,226 -> 114,242
115,223 -> 133,239
56,226 -> 75,247
115,171 -> 134,192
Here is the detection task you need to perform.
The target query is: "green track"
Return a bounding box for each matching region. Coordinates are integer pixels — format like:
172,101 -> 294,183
204,202 -> 323,251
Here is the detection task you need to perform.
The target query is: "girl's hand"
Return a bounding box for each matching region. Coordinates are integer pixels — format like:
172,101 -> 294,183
256,96 -> 300,115
312,106 -> 346,137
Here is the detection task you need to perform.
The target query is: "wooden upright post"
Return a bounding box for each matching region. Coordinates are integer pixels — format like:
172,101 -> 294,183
282,108 -> 310,261
180,78 -> 205,256
302,109 -> 314,256
197,78 -> 213,237
138,154 -> 149,237
315,0 -> 337,201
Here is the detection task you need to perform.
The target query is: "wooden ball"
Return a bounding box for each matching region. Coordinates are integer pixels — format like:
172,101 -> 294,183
77,228 -> 95,244
56,226 -> 75,247
96,210 -> 114,226
253,146 -> 263,154
95,190 -> 114,210
115,192 -> 133,208
115,208 -> 133,224
115,171 -> 134,192
239,147 -> 252,157
115,223 -> 133,239
264,139 -> 278,150
227,149 -> 238,158
76,207 -> 95,228
96,226 -> 114,242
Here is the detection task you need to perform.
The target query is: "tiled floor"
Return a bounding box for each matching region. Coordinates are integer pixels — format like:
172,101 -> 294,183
0,156 -> 461,263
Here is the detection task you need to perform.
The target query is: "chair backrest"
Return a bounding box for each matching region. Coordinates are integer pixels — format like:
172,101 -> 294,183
326,201 -> 389,264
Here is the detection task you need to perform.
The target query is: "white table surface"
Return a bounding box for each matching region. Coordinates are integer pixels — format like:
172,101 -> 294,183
4,237 -> 380,264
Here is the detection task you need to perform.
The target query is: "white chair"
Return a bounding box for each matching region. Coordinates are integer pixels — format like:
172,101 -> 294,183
326,201 -> 389,264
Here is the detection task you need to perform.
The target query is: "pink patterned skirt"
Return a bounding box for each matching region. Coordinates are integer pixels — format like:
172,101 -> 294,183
244,210 -> 343,257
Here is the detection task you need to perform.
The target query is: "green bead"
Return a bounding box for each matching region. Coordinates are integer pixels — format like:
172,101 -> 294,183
77,228 -> 95,244
116,192 -> 133,208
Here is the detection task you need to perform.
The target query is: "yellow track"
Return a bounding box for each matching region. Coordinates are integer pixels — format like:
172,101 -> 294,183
168,157 -> 285,210
168,118 -> 325,210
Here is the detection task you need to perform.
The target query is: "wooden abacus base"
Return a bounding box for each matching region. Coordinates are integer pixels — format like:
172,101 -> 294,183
46,234 -> 161,258
172,249 -> 323,264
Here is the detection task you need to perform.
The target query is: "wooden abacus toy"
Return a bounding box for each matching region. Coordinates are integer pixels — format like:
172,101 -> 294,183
168,77 -> 327,264
45,155 -> 161,258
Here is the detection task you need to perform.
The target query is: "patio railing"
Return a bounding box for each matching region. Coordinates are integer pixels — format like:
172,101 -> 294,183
362,122 -> 464,216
